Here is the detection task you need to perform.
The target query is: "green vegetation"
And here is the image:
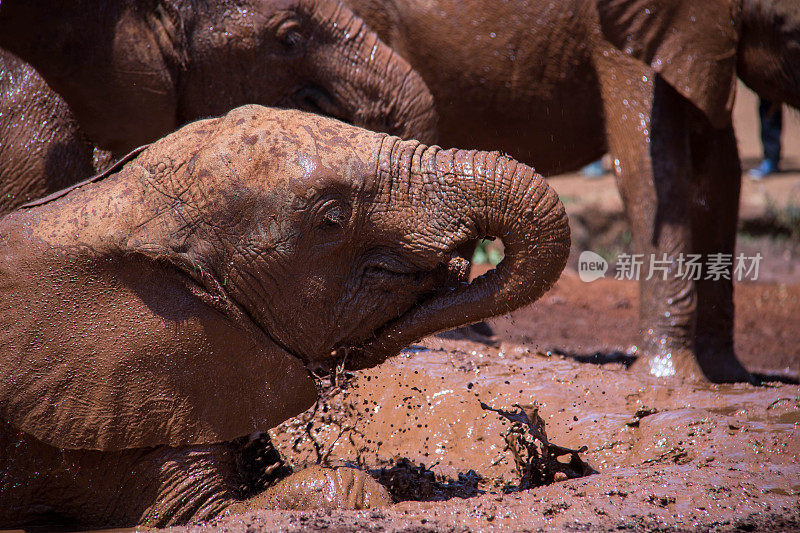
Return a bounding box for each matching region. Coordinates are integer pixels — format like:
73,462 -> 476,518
472,239 -> 504,265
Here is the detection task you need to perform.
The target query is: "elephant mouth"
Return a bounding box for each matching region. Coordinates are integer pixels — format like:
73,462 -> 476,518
327,253 -> 471,371
286,86 -> 399,135
290,86 -> 351,125
430,253 -> 472,288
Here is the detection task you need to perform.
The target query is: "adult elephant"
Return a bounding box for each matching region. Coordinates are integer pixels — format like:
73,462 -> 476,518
0,105 -> 569,527
343,0 -> 800,382
0,0 -> 436,214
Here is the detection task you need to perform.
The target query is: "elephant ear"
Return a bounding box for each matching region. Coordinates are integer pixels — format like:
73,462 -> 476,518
595,0 -> 739,128
0,228 -> 318,451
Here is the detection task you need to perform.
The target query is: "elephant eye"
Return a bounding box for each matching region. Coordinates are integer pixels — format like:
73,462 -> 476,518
318,200 -> 350,230
275,18 -> 305,50
323,205 -> 344,226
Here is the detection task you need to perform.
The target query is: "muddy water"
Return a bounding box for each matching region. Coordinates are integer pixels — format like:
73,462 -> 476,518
160,335 -> 788,530
162,332 -> 799,531
270,335 -> 799,483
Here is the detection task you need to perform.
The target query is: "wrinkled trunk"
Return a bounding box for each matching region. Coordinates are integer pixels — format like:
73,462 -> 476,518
310,3 -> 437,143
348,141 -> 570,369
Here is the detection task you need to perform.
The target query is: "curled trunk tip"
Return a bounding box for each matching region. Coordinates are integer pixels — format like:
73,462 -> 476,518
348,145 -> 570,369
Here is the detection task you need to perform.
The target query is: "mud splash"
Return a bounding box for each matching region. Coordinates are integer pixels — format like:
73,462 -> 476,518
478,402 -> 595,490
370,458 -> 483,502
232,432 -> 292,498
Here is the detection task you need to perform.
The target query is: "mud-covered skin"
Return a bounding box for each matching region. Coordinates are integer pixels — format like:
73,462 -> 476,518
344,0 -> 800,382
0,51 -> 96,215
236,466 -> 393,511
0,105 -> 568,527
0,418 -> 238,528
0,420 -> 387,527
0,0 -> 436,159
737,0 -> 800,110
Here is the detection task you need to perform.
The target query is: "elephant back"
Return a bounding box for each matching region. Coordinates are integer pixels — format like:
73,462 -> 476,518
595,0 -> 740,128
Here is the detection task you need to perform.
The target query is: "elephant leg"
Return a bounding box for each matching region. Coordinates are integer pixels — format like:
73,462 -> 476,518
688,114 -> 753,382
0,418 -> 239,529
230,466 -> 393,512
599,63 -> 703,378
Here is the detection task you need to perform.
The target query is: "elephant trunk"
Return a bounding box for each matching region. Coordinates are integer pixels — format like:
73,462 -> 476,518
347,142 -> 570,369
737,0 -> 800,110
311,3 -> 438,144
378,48 -> 439,144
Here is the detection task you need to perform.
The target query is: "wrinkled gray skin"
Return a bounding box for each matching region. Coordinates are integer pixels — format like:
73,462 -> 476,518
344,0 -> 800,382
0,0 -> 436,214
0,105 -> 569,528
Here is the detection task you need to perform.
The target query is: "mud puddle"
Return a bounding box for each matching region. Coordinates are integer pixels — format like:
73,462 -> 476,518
267,338 -> 798,481
163,332 -> 799,532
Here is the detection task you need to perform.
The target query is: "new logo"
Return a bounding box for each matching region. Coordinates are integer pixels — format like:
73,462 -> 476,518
578,250 -> 608,282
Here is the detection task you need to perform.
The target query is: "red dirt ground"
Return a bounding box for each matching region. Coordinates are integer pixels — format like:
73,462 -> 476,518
488,272 -> 800,380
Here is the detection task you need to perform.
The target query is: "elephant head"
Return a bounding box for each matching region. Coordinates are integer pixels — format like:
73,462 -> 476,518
0,0 -> 436,155
0,105 -> 569,452
738,0 -> 800,110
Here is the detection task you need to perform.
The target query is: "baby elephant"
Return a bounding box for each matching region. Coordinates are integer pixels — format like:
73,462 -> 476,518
0,105 -> 570,528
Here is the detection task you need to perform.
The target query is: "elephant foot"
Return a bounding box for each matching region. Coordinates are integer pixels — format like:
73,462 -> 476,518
631,342 -> 755,384
233,466 -> 392,512
630,346 -> 706,381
